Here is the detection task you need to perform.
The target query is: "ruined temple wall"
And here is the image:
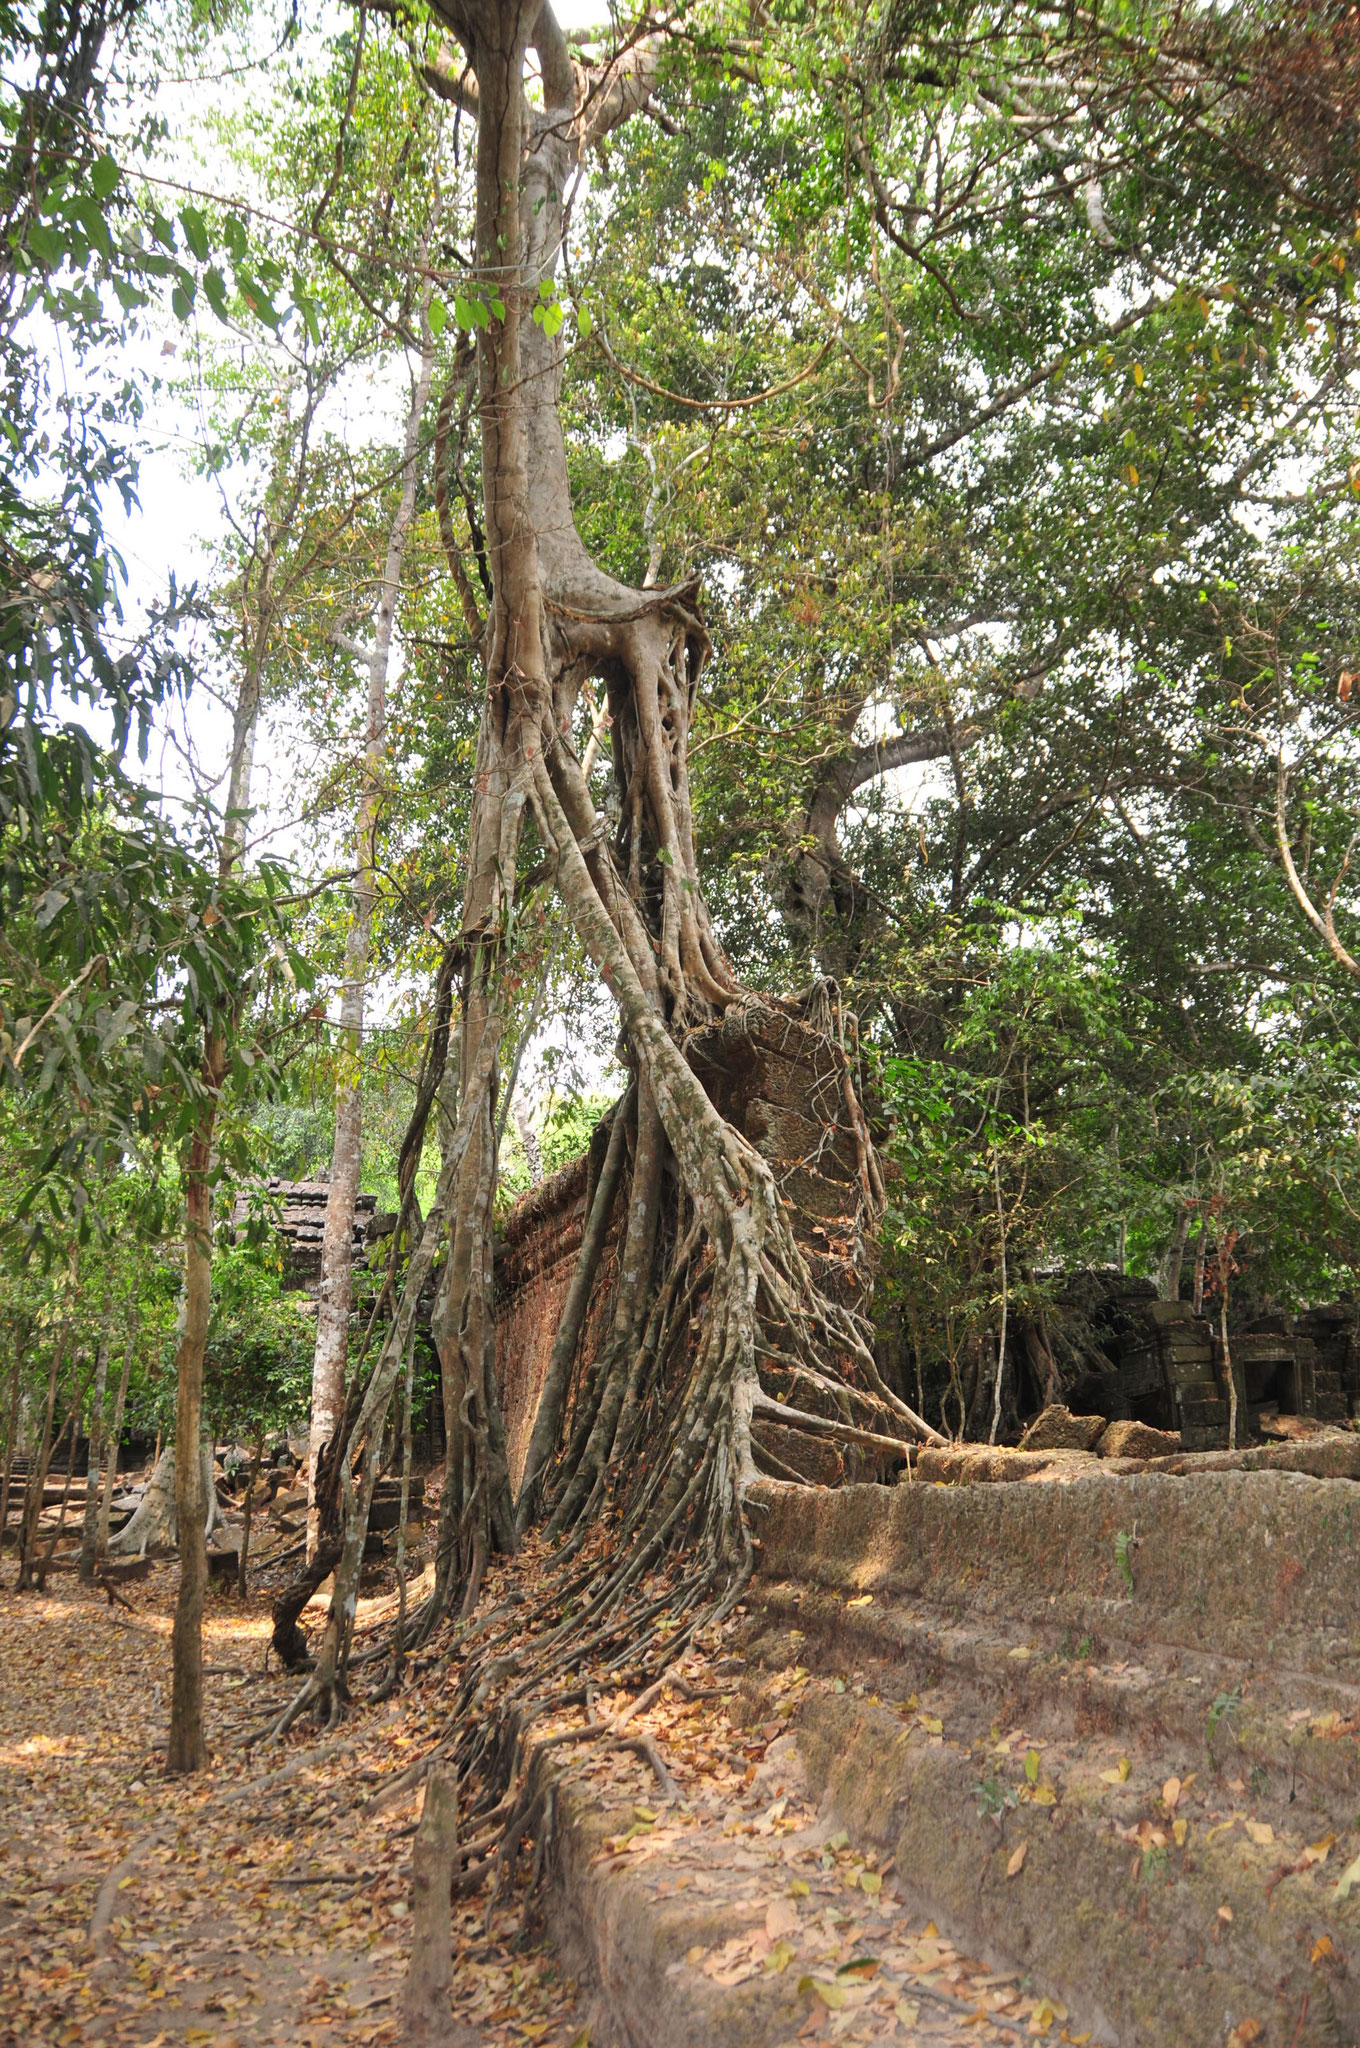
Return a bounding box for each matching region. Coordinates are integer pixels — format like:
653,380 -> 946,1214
493,1003 -> 878,1490
495,1153 -> 623,1493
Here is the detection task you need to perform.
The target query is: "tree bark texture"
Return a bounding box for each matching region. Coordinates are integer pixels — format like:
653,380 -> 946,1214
404,1769 -> 458,2040
97,1309 -> 136,1559
77,1306 -> 112,1582
0,1329 -> 26,1558
166,1033 -> 223,1776
15,1323 -> 65,1590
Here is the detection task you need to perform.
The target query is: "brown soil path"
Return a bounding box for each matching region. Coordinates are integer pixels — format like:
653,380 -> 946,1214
0,1567 -> 582,2048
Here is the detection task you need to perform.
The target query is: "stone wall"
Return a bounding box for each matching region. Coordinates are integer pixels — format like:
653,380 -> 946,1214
493,1001 -> 878,1492
494,1150 -> 622,1494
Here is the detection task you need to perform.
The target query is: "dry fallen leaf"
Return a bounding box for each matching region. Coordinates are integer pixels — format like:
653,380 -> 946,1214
1162,1776 -> 1181,1811
798,1975 -> 847,2010
765,1897 -> 799,1940
1312,1936 -> 1337,1964
1006,1841 -> 1028,1878
1244,1821 -> 1274,1847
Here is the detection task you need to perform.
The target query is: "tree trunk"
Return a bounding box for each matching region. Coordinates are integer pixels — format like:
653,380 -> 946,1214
15,1325 -> 65,1590
404,1769 -> 458,2040
167,1037 -> 222,1774
237,1431 -> 264,1599
407,5 -> 937,1634
267,1129 -> 462,1724
97,1309 -> 135,1560
307,246 -> 441,1557
0,1329 -> 24,1558
77,1304 -> 112,1582
35,1372 -> 93,1588
1160,1205 -> 1191,1302
107,1445 -> 177,1556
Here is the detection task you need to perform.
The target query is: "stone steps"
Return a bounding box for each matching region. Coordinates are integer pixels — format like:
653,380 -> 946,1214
543,1710 -> 1077,2046
728,1472 -> 1360,2047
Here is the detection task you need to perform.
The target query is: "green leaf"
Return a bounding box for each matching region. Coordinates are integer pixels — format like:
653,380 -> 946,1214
203,266 -> 229,322
292,287 -> 322,345
428,295 -> 448,337
179,204 -> 210,262
577,304 -> 592,340
89,153 -> 120,199
26,221 -> 63,267
238,274 -> 279,330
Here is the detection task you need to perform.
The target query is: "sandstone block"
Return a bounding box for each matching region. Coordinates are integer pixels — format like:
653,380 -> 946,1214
1096,1418 -> 1181,1459
1019,1404 -> 1107,1452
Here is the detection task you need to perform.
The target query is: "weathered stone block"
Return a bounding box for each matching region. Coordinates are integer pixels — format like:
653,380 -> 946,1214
1096,1418 -> 1181,1459
1019,1404 -> 1106,1452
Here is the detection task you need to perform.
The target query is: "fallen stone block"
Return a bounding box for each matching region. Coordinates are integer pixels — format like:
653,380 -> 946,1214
1095,1418 -> 1180,1459
916,1443 -> 1100,1485
1019,1403 -> 1107,1451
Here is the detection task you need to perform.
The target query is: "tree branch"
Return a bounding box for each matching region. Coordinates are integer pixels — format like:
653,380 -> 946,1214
1274,755 -> 1360,982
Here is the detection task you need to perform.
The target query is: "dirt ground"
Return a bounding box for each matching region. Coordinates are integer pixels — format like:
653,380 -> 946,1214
0,1564 -> 584,2048
1,1541 -> 1105,2048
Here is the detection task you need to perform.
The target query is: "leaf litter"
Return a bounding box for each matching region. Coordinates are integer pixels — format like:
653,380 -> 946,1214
0,1545 -> 1091,2048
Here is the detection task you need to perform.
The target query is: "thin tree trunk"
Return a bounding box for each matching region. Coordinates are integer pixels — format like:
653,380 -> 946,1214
98,1305 -> 136,1558
989,1144 -> 1010,1446
384,1322 -> 418,1695
16,1325 -> 65,1590
78,1302 -> 112,1582
1192,1222 -> 1207,1317
1220,1291 -> 1239,1450
515,1090 -> 630,1534
1216,1226 -> 1239,1450
308,282 -> 440,1557
0,1331 -> 25,1558
404,1769 -> 458,2040
166,1027 -> 225,1776
266,1128 -> 463,1721
237,1430 -> 264,1600
1160,1205 -> 1191,1303
36,1360 -> 95,1588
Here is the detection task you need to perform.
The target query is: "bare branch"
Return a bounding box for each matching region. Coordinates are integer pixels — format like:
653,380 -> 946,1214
1274,754 -> 1360,981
